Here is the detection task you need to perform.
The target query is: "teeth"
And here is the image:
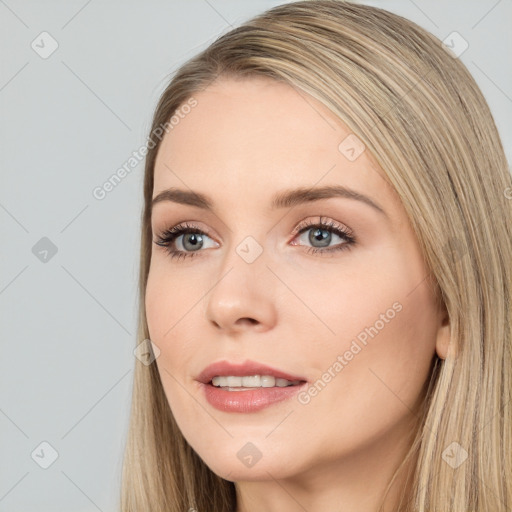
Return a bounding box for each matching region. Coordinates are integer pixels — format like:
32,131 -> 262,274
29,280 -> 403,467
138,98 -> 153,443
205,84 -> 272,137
260,375 -> 274,387
242,375 -> 261,387
211,375 -> 301,388
226,376 -> 242,387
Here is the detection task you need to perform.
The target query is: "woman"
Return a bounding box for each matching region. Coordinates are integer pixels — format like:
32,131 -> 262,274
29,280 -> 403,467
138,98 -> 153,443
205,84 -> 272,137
121,1 -> 512,510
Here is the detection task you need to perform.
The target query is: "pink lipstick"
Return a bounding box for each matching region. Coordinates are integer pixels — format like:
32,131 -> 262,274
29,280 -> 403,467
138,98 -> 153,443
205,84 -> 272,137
197,360 -> 307,413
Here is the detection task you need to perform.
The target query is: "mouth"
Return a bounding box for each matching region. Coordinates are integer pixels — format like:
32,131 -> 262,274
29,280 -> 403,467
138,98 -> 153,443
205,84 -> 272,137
196,360 -> 308,412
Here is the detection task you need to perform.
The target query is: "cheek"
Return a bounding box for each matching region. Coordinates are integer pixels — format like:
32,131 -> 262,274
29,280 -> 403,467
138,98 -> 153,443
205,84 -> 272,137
145,269 -> 197,383
298,240 -> 437,354
145,270 -> 170,341
145,269 -> 200,418
145,264 -> 195,341
291,240 -> 434,360
292,250 -> 438,432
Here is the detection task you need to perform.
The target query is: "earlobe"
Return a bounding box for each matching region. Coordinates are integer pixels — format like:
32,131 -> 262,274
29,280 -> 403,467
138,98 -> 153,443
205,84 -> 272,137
435,307 -> 453,360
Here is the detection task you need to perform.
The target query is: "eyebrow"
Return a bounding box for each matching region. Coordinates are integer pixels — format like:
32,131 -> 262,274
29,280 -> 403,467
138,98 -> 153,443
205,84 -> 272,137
151,185 -> 387,218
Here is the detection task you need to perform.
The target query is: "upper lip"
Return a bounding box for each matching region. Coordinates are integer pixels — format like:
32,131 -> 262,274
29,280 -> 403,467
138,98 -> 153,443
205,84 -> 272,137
197,360 -> 307,384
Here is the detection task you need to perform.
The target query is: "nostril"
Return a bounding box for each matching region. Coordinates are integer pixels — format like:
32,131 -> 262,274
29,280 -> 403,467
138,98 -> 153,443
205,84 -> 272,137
238,317 -> 258,325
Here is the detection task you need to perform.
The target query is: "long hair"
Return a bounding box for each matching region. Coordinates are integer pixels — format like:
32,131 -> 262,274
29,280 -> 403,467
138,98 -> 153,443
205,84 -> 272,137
120,1 -> 512,510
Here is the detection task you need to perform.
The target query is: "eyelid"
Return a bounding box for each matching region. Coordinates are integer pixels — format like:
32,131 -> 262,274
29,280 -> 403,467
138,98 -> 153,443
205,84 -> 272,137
290,216 -> 354,238
155,216 -> 352,242
153,220 -> 218,240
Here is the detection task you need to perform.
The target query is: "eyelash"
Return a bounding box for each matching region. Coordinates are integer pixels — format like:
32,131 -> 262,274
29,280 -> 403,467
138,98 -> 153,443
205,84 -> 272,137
153,217 -> 356,261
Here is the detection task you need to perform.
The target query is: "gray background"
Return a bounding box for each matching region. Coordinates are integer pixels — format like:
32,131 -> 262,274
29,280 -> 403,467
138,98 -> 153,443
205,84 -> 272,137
1,1 -> 510,510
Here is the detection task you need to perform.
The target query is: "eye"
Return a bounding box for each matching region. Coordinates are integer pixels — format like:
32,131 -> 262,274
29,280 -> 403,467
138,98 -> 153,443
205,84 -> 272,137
291,216 -> 356,255
153,222 -> 218,261
153,216 -> 356,261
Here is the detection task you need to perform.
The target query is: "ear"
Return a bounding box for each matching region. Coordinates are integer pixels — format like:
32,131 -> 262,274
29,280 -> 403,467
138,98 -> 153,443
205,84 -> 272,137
435,302 -> 453,360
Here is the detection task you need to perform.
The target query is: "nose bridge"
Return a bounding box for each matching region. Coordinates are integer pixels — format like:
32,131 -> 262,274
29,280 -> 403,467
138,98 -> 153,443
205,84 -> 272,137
204,232 -> 277,332
217,222 -> 270,279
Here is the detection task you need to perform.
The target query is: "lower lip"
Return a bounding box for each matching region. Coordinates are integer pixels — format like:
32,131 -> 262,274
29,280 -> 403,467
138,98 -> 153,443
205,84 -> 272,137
200,381 -> 307,413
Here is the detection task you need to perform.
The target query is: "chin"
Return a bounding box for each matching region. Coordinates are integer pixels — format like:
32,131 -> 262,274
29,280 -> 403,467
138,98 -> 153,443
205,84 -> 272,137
205,460 -> 282,483
194,443 -> 302,483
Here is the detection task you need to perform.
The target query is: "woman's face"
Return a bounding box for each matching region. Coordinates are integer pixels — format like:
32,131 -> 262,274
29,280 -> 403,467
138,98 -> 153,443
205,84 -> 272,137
146,76 -> 449,483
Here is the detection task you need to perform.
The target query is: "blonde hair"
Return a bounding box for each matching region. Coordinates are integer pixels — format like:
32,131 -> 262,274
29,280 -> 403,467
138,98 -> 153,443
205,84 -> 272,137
120,1 -> 512,510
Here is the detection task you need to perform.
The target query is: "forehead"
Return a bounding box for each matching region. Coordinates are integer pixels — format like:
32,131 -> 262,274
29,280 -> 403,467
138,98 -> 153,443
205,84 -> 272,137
153,76 -> 394,212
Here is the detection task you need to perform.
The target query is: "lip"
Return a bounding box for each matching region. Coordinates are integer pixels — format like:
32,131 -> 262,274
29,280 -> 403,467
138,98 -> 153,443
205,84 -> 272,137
196,360 -> 307,384
196,360 -> 308,413
200,381 -> 308,413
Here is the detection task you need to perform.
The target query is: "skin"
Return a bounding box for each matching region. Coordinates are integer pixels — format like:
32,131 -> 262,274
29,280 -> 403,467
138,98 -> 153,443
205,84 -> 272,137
146,76 -> 451,512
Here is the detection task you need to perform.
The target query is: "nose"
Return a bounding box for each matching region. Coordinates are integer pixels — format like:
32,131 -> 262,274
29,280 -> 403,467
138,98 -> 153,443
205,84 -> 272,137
204,242 -> 278,335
